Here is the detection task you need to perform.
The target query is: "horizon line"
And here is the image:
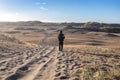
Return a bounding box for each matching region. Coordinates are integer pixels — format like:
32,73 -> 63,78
0,20 -> 120,24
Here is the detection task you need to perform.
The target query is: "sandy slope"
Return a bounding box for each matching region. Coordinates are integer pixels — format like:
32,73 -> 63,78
0,26 -> 120,80
3,46 -> 56,80
1,46 -> 119,80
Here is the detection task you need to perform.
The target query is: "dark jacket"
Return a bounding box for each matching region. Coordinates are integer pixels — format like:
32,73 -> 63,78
58,33 -> 65,42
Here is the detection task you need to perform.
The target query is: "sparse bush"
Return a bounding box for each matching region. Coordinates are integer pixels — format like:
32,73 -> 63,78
100,26 -> 120,33
82,65 -> 120,80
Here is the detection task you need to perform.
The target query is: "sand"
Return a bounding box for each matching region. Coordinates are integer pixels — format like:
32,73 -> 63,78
0,23 -> 120,80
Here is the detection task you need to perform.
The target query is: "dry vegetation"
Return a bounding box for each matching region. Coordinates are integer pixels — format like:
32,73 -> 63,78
0,22 -> 120,80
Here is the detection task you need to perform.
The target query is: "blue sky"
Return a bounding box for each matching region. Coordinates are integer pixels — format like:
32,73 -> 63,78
0,0 -> 120,23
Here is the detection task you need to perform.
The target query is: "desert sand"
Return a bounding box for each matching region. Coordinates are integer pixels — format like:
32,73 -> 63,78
0,22 -> 120,80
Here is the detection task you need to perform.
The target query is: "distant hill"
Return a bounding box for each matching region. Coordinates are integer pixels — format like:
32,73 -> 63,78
82,22 -> 120,33
0,21 -> 120,33
0,21 -> 59,26
64,22 -> 120,33
0,21 -> 42,26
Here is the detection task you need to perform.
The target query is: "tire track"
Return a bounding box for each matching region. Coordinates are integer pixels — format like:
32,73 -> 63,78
5,46 -> 55,80
54,51 -> 69,80
33,47 -> 58,80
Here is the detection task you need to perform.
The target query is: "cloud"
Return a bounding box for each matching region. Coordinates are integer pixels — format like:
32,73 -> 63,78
35,2 -> 48,11
35,2 -> 47,5
39,6 -> 48,10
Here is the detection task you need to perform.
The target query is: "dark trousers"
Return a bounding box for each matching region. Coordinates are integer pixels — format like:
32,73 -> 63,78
59,42 -> 63,51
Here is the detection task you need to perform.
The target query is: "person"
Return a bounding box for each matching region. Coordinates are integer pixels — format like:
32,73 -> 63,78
58,30 -> 65,51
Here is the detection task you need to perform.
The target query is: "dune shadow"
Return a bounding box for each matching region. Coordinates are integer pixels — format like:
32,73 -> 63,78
5,72 -> 23,80
88,42 -> 104,46
88,40 -> 104,46
19,66 -> 28,71
89,40 -> 103,43
104,33 -> 120,37
6,66 -> 29,80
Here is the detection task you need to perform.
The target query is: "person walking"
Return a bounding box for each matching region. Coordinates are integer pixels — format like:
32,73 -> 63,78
58,30 -> 65,51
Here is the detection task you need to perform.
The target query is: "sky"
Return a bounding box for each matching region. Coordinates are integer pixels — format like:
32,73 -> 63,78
0,0 -> 120,23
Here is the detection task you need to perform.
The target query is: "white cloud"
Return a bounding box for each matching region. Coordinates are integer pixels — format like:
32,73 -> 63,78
39,6 -> 48,11
35,2 -> 48,11
35,2 -> 47,5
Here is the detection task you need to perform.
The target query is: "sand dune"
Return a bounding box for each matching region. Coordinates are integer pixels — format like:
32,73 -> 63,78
0,46 -> 119,80
0,22 -> 120,80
